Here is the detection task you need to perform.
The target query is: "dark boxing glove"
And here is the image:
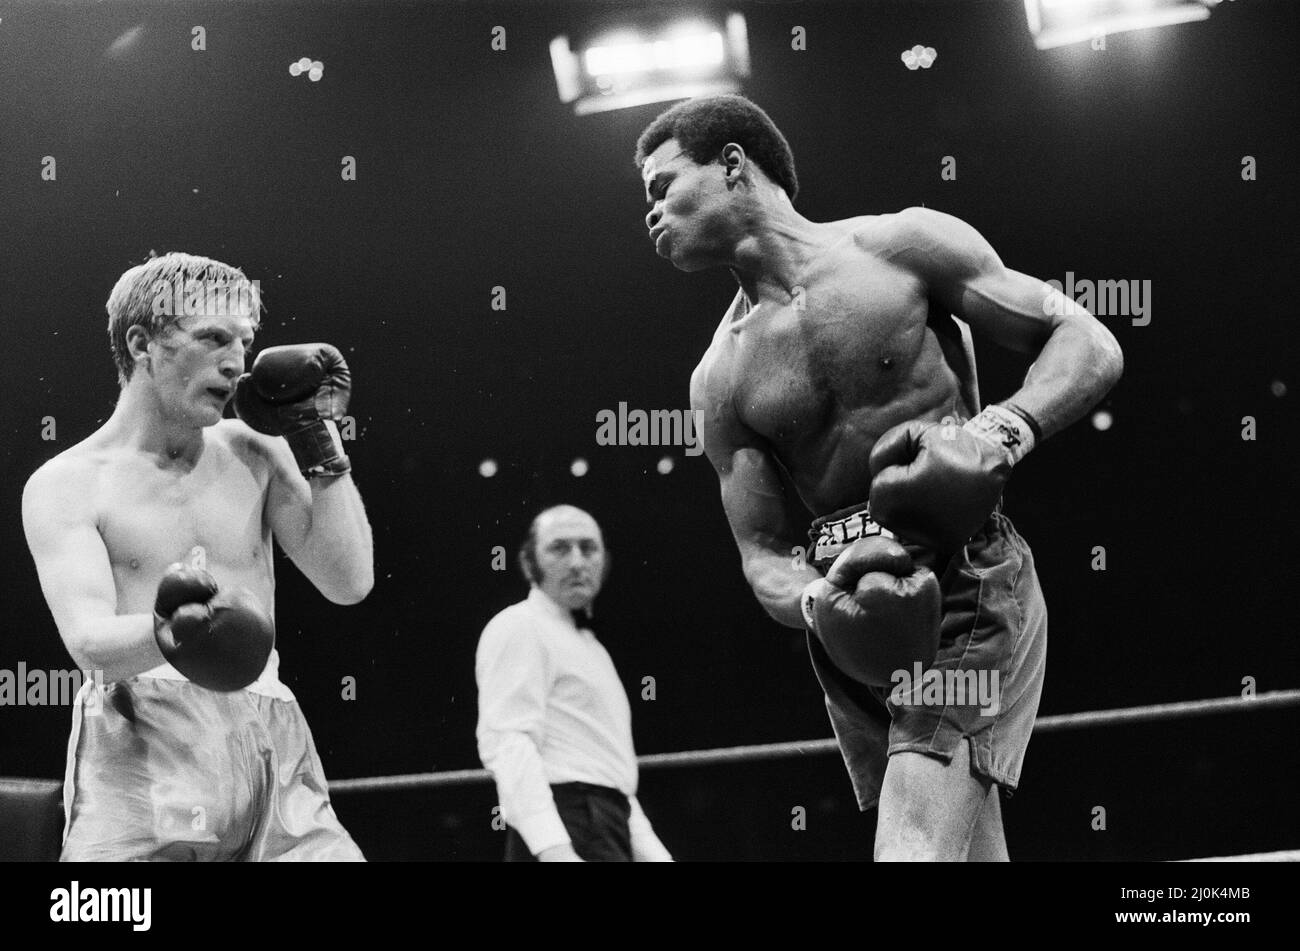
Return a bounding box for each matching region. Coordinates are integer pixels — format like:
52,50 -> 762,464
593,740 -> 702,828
800,535 -> 941,688
153,564 -> 275,692
867,404 -> 1039,552
234,343 -> 352,478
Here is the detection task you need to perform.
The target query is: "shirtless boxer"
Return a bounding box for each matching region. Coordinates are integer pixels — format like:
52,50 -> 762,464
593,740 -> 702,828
636,96 -> 1123,860
21,252 -> 374,861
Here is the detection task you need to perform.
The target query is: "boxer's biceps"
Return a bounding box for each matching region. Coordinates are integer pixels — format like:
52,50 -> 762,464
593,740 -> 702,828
721,448 -> 809,585
21,465 -> 118,657
890,208 -> 1050,354
956,265 -> 1061,355
263,438 -> 313,555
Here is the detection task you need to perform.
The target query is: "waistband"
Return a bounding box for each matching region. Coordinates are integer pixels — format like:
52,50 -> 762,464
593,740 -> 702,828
807,499 -> 1005,571
132,648 -> 295,701
551,782 -> 629,806
807,501 -> 894,571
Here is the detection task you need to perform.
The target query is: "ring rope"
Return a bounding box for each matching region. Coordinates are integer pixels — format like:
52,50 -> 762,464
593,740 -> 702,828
328,688 -> 1300,795
1177,850 -> 1300,862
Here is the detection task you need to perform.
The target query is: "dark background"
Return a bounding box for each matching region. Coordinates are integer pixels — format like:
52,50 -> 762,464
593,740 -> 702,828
0,0 -> 1295,860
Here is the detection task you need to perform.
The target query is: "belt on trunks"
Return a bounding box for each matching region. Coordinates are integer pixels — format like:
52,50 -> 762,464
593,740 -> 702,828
807,501 -> 893,571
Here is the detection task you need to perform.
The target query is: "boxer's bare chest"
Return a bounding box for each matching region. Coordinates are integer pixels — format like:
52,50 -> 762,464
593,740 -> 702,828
710,244 -> 967,510
94,438 -> 271,607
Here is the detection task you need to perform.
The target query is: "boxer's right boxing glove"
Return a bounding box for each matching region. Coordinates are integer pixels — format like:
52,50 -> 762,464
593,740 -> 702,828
233,343 -> 352,478
153,564 -> 275,692
867,405 -> 1037,552
800,536 -> 941,687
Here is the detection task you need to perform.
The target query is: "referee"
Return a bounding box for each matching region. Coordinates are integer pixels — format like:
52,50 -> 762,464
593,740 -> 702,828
475,505 -> 673,862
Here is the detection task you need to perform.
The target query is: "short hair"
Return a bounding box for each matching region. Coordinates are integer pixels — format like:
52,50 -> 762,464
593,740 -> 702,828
106,251 -> 263,387
634,94 -> 798,201
518,505 -> 610,586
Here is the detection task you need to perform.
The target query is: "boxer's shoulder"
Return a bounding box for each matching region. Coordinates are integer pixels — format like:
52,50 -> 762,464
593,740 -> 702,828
689,334 -> 748,448
830,212 -> 882,236
690,299 -> 740,402
214,416 -> 265,449
23,427 -> 127,504
852,206 -> 985,270
23,443 -> 99,516
214,418 -> 293,476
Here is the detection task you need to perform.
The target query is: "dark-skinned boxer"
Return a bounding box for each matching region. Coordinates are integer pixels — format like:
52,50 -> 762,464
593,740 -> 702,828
22,252 -> 374,861
636,96 -> 1122,861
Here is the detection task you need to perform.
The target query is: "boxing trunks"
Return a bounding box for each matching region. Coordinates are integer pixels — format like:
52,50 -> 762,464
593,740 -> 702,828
61,658 -> 363,862
805,502 -> 1048,809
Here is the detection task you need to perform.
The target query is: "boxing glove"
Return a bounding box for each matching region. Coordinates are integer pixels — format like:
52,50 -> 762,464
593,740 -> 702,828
867,406 -> 1036,552
234,343 -> 352,478
800,535 -> 941,688
153,564 -> 275,692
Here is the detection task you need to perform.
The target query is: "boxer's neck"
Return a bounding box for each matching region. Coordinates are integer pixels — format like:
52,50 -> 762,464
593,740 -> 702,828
728,207 -> 828,311
107,381 -> 207,465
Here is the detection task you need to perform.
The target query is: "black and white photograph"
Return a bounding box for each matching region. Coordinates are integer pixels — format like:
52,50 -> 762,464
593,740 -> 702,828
0,0 -> 1295,926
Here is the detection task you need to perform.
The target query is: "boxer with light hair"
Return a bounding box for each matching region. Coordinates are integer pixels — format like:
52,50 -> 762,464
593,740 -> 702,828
22,251 -> 373,861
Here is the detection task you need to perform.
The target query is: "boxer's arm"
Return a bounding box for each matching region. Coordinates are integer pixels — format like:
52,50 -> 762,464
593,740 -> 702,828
253,427 -> 375,605
887,206 -> 1124,439
21,459 -> 166,681
692,366 -> 818,630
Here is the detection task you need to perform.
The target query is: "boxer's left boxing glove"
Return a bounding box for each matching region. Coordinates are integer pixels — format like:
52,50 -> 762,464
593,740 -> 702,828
234,343 -> 352,478
867,404 -> 1038,552
801,536 -> 941,688
153,564 -> 275,692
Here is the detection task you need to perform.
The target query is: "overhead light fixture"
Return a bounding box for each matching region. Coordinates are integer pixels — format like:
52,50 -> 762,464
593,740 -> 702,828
1025,0 -> 1222,50
551,14 -> 750,115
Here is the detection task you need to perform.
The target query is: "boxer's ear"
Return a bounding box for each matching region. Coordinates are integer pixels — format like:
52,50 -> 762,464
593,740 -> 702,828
721,143 -> 746,186
125,325 -> 153,371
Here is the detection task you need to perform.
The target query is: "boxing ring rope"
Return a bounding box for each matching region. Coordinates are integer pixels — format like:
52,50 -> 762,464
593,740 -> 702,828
328,688 -> 1300,795
1179,850 -> 1300,863
4,689 -> 1295,860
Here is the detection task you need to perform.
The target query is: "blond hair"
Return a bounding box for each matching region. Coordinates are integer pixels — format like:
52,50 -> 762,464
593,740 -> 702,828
106,252 -> 263,386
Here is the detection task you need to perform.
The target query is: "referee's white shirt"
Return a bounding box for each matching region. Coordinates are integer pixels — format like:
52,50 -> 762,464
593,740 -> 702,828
475,586 -> 670,858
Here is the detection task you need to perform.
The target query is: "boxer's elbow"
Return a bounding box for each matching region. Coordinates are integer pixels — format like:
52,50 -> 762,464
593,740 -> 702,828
743,554 -> 806,630
741,551 -> 774,601
329,578 -> 373,606
758,597 -> 804,630
62,629 -> 95,673
327,589 -> 368,607
64,627 -> 147,684
1084,320 -> 1124,393
63,621 -> 115,674
322,566 -> 374,605
1097,329 -> 1124,390
352,566 -> 376,602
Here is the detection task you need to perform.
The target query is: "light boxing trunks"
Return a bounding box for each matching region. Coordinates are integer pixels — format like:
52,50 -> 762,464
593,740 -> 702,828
805,501 -> 1048,810
60,666 -> 363,862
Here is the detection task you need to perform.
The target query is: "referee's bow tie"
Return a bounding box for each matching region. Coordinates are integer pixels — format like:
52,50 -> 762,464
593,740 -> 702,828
570,609 -> 599,634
